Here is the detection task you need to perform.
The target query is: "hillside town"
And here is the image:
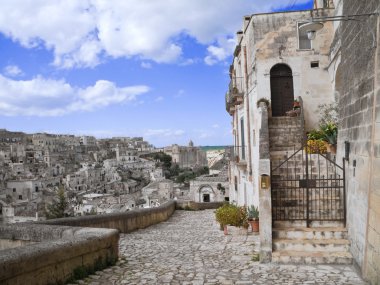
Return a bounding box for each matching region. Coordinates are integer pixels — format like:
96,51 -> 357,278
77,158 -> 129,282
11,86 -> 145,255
1,0 -> 380,284
0,128 -> 229,223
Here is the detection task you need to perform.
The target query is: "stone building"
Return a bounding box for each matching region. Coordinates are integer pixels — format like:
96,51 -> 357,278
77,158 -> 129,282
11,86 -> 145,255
225,0 -> 380,282
189,172 -> 229,203
164,140 -> 207,168
325,0 -> 380,283
227,3 -> 334,207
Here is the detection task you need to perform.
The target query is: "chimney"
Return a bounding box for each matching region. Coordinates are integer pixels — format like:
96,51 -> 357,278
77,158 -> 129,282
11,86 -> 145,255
243,16 -> 251,32
236,31 -> 243,44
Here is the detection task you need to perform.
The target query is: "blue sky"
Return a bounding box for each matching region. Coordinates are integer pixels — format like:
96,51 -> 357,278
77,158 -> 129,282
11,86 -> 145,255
0,0 -> 312,147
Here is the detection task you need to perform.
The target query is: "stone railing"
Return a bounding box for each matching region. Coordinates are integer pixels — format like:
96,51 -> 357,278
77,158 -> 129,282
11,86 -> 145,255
0,201 -> 176,285
41,200 -> 176,233
176,201 -> 225,210
0,223 -> 119,285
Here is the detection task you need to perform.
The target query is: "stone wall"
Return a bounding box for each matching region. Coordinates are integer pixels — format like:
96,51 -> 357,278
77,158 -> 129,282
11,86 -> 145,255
41,200 -> 176,233
0,201 -> 176,285
334,0 -> 380,283
176,201 -> 225,210
0,223 -> 119,285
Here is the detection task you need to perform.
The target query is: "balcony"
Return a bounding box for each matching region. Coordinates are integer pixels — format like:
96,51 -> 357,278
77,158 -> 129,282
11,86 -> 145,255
226,145 -> 248,169
225,78 -> 244,115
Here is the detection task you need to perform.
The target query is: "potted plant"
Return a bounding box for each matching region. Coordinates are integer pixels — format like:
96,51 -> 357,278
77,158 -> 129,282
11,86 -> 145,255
247,205 -> 259,232
215,204 -> 247,235
321,122 -> 337,154
293,98 -> 301,109
256,97 -> 270,108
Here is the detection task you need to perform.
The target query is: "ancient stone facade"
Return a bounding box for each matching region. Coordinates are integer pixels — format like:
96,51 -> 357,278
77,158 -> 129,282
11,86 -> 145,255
227,6 -> 335,208
328,0 -> 380,283
189,175 -> 229,203
164,141 -> 208,168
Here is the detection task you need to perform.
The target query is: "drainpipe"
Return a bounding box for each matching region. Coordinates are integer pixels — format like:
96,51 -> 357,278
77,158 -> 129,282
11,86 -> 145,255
243,46 -> 252,178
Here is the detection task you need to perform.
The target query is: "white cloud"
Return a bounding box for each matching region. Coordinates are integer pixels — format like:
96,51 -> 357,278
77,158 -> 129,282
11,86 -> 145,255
212,124 -> 220,128
0,0 -> 312,68
205,37 -> 236,66
174,89 -> 185,98
3,65 -> 23,77
0,74 -> 149,116
154,96 -> 164,102
141,62 -> 152,69
144,129 -> 185,138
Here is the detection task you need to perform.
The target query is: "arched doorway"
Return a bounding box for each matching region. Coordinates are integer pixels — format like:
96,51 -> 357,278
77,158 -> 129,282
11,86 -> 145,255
199,185 -> 214,203
270,64 -> 294,117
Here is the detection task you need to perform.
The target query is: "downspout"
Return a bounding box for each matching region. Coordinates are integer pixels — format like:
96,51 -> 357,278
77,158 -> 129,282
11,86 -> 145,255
243,46 -> 252,178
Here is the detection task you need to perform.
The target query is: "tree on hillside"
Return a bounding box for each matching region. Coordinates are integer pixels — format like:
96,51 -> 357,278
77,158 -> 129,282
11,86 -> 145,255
45,186 -> 69,219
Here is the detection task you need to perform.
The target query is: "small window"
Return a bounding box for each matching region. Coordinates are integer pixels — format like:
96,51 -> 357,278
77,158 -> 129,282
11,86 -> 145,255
311,61 -> 319,68
35,186 -> 39,192
234,176 -> 238,191
298,23 -> 311,50
13,188 -> 16,192
18,195 -> 22,200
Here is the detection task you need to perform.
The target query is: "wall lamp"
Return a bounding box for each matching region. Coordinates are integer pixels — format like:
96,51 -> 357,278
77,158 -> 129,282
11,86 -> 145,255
300,12 -> 379,40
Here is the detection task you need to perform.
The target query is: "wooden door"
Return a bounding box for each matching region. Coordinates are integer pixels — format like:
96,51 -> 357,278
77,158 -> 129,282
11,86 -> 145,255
270,64 -> 294,117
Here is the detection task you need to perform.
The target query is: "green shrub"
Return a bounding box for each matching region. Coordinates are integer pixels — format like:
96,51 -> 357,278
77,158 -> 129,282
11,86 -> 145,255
215,204 -> 247,227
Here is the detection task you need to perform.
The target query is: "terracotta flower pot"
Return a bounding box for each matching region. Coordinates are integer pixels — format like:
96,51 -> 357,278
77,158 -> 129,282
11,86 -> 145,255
223,225 -> 228,235
249,220 -> 259,232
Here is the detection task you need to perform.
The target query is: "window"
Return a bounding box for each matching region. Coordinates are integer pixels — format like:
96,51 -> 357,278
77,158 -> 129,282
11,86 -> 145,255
298,23 -> 311,50
311,61 -> 319,68
234,176 -> 238,191
35,186 -> 39,192
18,195 -> 22,200
240,118 -> 245,160
13,188 -> 16,192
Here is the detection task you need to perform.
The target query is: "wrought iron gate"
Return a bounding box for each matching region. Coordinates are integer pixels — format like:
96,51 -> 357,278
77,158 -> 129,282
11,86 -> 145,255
271,146 -> 346,226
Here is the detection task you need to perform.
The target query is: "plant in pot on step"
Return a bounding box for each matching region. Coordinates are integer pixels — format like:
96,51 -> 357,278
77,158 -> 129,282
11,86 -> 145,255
321,122 -> 338,154
293,98 -> 301,109
247,205 -> 259,233
215,204 -> 243,235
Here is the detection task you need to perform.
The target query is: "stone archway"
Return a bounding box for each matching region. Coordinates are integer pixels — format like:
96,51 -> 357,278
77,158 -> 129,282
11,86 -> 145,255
270,64 -> 294,116
198,185 -> 215,203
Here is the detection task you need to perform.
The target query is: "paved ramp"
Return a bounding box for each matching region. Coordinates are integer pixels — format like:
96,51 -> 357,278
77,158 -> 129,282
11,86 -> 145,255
72,210 -> 367,285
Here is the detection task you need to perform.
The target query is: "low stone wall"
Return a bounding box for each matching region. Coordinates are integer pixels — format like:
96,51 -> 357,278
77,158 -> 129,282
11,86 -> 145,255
0,224 -> 119,285
176,200 -> 225,210
41,200 -> 176,233
0,201 -> 176,285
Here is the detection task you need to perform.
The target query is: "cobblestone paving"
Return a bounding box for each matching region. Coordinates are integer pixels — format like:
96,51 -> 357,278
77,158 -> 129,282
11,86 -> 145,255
75,210 -> 367,285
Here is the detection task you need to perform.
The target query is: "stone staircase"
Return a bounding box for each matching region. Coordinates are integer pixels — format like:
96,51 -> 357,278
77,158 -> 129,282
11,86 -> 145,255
272,221 -> 352,264
269,116 -> 352,264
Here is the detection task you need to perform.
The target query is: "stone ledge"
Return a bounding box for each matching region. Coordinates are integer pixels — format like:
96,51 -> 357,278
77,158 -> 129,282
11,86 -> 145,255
0,201 -> 176,285
0,224 -> 119,285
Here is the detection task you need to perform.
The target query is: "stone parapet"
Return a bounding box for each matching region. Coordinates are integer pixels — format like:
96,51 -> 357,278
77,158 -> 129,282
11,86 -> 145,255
176,201 -> 225,210
41,200 -> 176,233
0,201 -> 176,284
0,224 -> 119,285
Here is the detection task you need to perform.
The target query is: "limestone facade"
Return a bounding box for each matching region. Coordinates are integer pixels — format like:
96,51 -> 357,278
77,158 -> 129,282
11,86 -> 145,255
164,141 -> 208,168
227,6 -> 335,208
327,0 -> 380,283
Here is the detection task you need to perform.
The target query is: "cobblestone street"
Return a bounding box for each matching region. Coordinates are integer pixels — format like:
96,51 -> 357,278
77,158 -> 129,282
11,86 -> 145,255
76,210 -> 367,285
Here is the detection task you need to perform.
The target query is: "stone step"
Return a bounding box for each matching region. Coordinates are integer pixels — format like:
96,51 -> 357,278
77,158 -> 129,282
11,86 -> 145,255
273,220 -> 345,228
269,116 -> 302,126
272,226 -> 348,239
273,238 -> 350,252
271,250 -> 353,264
